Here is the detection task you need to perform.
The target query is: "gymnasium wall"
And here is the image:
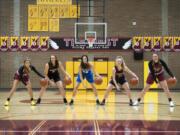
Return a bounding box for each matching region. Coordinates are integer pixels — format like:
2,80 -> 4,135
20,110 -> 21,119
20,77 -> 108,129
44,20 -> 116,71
0,52 -> 179,89
0,0 -> 180,89
1,0 -> 180,36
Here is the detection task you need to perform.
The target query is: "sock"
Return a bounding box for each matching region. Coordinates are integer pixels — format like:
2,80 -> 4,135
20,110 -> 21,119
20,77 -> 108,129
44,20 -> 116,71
129,99 -> 133,103
31,98 -> 34,101
168,98 -> 172,102
7,98 -> 10,101
95,96 -> 99,100
137,98 -> 141,102
102,99 -> 106,103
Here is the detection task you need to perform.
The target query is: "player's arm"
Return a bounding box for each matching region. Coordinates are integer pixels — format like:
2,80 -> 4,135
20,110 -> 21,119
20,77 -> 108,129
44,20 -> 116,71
44,63 -> 50,80
59,61 -> 71,78
124,65 -> 138,80
30,65 -> 45,78
160,59 -> 175,78
90,63 -> 99,77
112,67 -> 119,89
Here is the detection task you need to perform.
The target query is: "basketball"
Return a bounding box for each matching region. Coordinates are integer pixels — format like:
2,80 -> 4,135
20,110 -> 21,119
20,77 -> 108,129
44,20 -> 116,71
94,76 -> 103,85
64,76 -> 72,85
40,78 -> 48,87
130,78 -> 138,86
167,78 -> 177,86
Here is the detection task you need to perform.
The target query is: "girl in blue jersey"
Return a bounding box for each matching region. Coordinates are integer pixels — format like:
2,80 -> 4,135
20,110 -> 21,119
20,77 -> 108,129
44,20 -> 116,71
69,55 -> 100,105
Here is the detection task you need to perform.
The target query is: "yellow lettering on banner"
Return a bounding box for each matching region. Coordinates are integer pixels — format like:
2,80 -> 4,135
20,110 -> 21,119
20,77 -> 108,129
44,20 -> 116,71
48,6 -> 59,18
59,5 -> 69,18
69,5 -> 80,18
37,0 -> 72,5
28,18 -> 39,31
49,19 -> 59,32
39,18 -> 48,31
39,5 -> 49,18
28,5 -> 38,18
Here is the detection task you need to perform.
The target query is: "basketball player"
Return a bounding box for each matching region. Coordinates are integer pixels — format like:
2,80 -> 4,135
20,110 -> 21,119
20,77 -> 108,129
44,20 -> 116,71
36,55 -> 71,105
133,53 -> 176,107
69,55 -> 100,105
101,56 -> 139,106
4,58 -> 44,106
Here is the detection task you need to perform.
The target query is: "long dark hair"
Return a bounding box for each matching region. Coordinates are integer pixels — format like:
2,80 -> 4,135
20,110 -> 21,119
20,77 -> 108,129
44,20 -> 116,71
49,55 -> 59,68
80,55 -> 90,69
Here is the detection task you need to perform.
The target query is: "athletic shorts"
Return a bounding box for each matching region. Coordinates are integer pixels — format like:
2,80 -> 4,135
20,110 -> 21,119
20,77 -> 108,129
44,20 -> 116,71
14,73 -> 29,85
48,72 -> 61,83
109,74 -> 127,86
76,71 -> 94,83
146,72 -> 165,84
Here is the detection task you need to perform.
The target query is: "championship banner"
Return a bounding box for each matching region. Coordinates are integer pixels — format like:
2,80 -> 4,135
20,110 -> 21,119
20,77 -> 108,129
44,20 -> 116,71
40,37 -> 49,51
132,37 -> 142,51
37,0 -> 72,5
59,5 -> 69,18
48,6 -> 59,18
49,19 -> 59,32
163,37 -> 173,51
28,5 -> 38,18
28,18 -> 39,31
20,37 -> 29,51
173,37 -> 180,51
153,37 -> 162,51
9,37 -> 19,51
39,5 -> 49,18
69,5 -> 80,18
143,37 -> 152,51
39,18 -> 48,31
0,37 -> 8,51
30,36 -> 39,51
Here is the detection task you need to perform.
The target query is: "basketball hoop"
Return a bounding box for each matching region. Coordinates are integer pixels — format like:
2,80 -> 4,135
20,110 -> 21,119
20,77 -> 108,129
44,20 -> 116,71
87,37 -> 95,48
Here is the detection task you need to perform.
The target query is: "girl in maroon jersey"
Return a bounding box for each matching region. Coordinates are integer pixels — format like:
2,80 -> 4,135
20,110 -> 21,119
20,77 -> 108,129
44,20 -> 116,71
133,53 -> 176,107
101,56 -> 139,106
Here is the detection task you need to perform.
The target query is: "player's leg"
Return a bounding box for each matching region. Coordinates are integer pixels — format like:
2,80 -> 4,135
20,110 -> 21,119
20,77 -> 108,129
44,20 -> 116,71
26,80 -> 36,106
122,82 -> 133,106
56,80 -> 68,104
159,80 -> 175,107
86,72 -> 100,105
101,83 -> 114,105
69,82 -> 81,105
4,79 -> 19,106
133,73 -> 153,106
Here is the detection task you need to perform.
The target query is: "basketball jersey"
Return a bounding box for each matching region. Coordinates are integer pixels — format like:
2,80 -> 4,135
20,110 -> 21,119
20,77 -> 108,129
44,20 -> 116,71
152,61 -> 163,74
115,66 -> 124,77
48,63 -> 59,75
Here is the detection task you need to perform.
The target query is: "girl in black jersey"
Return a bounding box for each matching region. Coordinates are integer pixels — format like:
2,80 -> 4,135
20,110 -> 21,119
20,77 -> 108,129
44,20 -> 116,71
101,56 -> 139,106
4,58 -> 44,106
36,55 -> 71,105
133,53 -> 176,107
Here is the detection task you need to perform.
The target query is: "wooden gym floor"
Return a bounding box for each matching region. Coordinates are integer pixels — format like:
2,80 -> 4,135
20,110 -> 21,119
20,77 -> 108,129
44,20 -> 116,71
0,90 -> 180,134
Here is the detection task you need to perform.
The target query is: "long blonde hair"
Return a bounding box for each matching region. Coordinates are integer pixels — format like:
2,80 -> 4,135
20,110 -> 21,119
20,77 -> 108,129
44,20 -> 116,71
115,56 -> 125,69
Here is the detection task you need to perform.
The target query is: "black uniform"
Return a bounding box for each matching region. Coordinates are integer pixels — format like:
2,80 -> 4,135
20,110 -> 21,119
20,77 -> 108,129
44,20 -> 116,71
47,62 -> 61,82
110,66 -> 127,86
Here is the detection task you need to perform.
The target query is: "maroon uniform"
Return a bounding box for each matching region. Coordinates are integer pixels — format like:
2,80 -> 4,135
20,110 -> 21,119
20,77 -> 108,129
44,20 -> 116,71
147,59 -> 174,84
14,65 -> 44,85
